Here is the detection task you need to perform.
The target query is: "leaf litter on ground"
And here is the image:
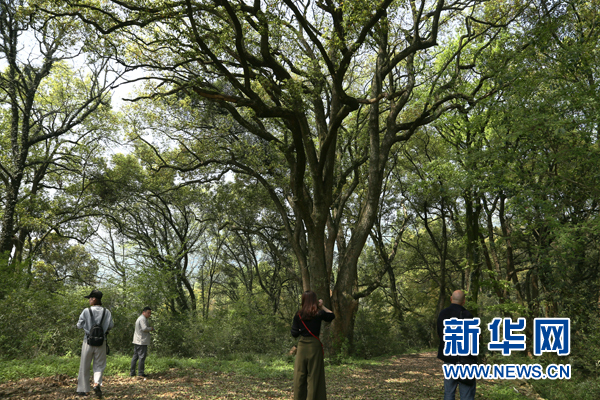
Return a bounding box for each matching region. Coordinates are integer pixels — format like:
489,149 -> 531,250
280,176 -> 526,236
0,352 -> 543,399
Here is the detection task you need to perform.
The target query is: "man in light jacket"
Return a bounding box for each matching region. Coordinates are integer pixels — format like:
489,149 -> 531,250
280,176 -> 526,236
77,289 -> 114,398
130,306 -> 154,377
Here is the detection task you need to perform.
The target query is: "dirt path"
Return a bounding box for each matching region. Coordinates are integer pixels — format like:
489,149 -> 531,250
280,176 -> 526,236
0,352 -> 542,399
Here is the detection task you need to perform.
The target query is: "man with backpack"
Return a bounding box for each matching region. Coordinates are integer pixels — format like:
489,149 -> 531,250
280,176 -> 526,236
76,289 -> 114,398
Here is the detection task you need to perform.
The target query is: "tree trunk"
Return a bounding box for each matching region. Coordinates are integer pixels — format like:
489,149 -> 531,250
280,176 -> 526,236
0,180 -> 20,256
464,193 -> 482,316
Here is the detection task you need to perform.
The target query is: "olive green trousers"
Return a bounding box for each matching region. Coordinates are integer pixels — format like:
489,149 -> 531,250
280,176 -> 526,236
293,336 -> 327,400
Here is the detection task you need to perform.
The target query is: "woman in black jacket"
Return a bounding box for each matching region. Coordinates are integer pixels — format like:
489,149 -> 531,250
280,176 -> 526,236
291,290 -> 335,400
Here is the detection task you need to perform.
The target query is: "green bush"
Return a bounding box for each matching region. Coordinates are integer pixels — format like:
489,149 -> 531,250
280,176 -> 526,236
0,286 -> 157,359
0,289 -> 83,358
353,298 -> 432,358
0,286 -> 294,360
141,295 -> 292,358
198,297 -> 290,357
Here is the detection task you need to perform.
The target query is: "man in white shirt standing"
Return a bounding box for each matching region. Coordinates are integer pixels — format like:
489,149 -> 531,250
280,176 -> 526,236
130,306 -> 154,377
76,289 -> 114,398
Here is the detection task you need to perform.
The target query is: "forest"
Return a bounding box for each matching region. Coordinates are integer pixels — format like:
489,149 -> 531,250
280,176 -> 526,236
1,0 -> 599,399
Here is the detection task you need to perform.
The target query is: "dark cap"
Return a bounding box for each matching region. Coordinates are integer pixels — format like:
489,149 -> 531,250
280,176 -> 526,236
84,289 -> 103,299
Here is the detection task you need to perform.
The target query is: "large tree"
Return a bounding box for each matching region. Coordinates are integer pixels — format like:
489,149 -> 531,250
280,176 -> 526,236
57,0 -> 518,351
0,0 -> 117,271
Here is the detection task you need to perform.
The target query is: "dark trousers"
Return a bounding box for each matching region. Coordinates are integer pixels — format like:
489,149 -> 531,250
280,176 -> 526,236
293,336 -> 327,400
444,377 -> 476,400
130,344 -> 148,376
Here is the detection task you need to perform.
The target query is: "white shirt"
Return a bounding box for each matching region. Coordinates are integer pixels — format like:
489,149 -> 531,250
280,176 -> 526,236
132,314 -> 153,345
77,305 -> 114,341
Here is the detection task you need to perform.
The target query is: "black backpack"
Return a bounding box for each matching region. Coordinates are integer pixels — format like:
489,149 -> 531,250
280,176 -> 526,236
87,307 -> 106,346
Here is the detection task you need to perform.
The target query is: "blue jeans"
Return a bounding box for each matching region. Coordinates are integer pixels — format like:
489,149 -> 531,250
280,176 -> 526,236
444,377 -> 476,400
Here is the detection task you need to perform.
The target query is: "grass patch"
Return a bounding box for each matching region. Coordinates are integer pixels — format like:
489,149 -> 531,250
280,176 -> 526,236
0,350 -> 437,385
0,352 -> 410,385
0,355 -> 81,383
531,377 -> 600,400
0,352 -> 297,384
478,381 -> 533,400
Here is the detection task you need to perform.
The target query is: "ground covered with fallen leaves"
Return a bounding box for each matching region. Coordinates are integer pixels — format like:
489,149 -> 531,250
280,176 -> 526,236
0,352 -> 543,399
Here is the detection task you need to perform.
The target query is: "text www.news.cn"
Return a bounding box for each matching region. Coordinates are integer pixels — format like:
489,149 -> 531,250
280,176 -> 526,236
443,364 -> 571,380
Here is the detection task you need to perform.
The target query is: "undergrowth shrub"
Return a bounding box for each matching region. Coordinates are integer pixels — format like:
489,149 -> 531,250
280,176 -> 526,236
353,295 -> 432,358
0,289 -> 83,358
148,295 -> 291,358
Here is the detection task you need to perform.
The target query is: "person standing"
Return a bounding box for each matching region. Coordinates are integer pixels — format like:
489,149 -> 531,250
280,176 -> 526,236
437,290 -> 477,400
76,289 -> 114,398
291,290 -> 335,400
131,306 -> 154,377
